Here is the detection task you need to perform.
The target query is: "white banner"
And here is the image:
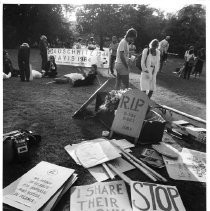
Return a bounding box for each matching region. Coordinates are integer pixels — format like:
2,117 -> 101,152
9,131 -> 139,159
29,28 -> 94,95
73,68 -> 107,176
47,48 -> 110,68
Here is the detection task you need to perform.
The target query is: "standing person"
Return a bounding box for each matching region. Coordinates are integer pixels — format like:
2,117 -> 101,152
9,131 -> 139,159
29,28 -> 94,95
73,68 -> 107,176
18,43 -> 30,82
115,28 -> 137,90
140,39 -> 160,98
183,47 -> 195,80
193,48 -> 205,78
109,36 -> 119,76
158,36 -> 170,72
39,35 -> 48,73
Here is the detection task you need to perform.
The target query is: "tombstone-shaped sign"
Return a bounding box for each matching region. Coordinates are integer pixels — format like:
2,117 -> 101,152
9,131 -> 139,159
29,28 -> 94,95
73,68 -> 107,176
111,90 -> 149,143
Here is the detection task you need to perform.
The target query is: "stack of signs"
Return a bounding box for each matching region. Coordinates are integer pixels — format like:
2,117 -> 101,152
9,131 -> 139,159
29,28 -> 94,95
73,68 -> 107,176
65,138 -> 135,182
131,181 -> 186,211
70,180 -> 132,211
111,90 -> 149,144
3,161 -> 77,211
163,148 -> 206,182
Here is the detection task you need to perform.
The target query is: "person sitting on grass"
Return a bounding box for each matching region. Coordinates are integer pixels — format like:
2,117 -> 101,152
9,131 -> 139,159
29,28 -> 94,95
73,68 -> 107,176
43,55 -> 57,78
3,50 -> 19,77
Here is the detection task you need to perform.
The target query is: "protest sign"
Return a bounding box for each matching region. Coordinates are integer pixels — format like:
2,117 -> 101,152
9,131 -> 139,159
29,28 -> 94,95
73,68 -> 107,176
111,90 -> 149,143
131,181 -> 186,211
70,180 -> 132,211
163,148 -> 206,182
3,161 -> 75,211
47,48 -> 110,68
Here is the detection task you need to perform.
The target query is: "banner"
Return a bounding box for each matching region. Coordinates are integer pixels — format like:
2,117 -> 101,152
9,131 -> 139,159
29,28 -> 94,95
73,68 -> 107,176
131,181 -> 186,211
70,180 -> 132,211
47,48 -> 110,68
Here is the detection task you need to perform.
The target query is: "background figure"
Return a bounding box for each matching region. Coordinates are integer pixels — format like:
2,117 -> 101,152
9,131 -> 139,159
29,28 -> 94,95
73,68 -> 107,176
183,47 -> 195,80
18,43 -> 30,82
115,28 -> 137,90
87,37 -> 96,50
74,38 -> 82,49
193,48 -> 205,78
3,50 -> 13,75
158,35 -> 170,72
44,55 -> 57,78
109,36 -> 119,75
39,35 -> 48,72
140,39 -> 160,98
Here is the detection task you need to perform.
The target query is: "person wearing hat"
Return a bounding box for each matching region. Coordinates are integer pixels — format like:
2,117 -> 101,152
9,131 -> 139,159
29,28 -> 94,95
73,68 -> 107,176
39,35 -> 49,73
18,43 -> 30,82
109,36 -> 119,76
158,35 -> 170,72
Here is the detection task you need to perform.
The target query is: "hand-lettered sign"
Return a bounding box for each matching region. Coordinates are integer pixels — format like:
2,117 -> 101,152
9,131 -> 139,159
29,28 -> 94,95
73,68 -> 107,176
131,181 -> 186,211
47,48 -> 110,68
70,180 -> 132,211
111,90 -> 149,141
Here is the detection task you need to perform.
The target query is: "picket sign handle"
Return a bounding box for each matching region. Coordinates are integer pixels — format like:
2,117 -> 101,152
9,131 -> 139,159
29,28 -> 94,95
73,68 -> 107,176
102,163 -> 115,179
107,163 -> 131,185
109,141 -> 158,182
127,152 -> 167,182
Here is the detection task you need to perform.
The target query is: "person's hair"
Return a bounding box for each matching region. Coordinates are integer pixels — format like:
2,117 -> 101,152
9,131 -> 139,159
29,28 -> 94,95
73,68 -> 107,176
90,37 -> 94,41
78,38 -> 82,42
189,49 -> 194,54
49,55 -> 55,62
149,39 -> 159,48
125,28 -> 137,38
91,64 -> 97,70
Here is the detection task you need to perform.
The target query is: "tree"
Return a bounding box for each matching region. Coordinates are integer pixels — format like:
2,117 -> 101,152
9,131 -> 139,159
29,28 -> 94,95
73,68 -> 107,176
3,4 -> 74,48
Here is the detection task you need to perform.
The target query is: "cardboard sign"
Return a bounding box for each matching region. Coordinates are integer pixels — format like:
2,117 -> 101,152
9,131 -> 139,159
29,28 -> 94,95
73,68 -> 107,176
3,161 -> 75,211
70,180 -> 132,211
47,48 -> 110,68
111,90 -> 149,140
163,148 -> 206,182
131,181 -> 186,211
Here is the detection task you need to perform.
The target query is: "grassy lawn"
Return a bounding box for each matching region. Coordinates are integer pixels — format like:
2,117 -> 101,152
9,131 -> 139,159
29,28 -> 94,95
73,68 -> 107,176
3,49 -> 206,211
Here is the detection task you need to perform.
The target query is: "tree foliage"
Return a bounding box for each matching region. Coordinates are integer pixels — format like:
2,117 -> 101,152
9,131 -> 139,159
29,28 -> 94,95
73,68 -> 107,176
76,4 -> 206,55
3,4 -> 74,48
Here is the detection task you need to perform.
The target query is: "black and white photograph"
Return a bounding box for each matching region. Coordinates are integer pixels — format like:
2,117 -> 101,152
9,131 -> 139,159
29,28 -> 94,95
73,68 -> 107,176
2,1 -> 207,211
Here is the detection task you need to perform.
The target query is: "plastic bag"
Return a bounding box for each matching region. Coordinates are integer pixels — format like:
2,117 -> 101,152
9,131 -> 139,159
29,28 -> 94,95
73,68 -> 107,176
32,70 -> 42,79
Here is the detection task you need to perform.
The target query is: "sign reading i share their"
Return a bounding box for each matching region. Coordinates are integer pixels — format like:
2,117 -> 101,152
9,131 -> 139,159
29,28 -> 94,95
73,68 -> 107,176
70,180 -> 132,211
131,181 -> 186,211
111,90 -> 149,140
47,48 -> 110,68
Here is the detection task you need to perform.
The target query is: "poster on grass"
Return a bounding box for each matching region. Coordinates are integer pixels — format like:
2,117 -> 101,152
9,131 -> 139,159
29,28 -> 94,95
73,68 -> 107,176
111,90 -> 149,141
131,181 -> 186,211
47,48 -> 110,68
70,180 -> 132,211
3,161 -> 74,211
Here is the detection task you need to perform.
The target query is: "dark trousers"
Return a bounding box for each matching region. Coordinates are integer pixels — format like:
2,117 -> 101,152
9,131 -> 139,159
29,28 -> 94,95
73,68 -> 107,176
184,62 -> 192,80
41,53 -> 48,70
19,63 -> 30,81
110,55 -> 116,73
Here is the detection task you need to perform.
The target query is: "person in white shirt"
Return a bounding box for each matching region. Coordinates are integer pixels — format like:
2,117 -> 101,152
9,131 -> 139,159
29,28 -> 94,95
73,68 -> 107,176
74,38 -> 82,49
140,39 -> 160,98
159,36 -> 170,72
115,28 -> 137,90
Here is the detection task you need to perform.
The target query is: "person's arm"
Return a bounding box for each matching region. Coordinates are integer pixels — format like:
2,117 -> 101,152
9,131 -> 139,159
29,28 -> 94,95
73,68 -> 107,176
141,48 -> 149,72
166,42 -> 169,53
119,51 -> 128,69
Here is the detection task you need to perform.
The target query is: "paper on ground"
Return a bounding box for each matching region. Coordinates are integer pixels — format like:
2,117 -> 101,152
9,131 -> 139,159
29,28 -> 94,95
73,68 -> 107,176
3,161 -> 75,211
75,141 -> 121,168
163,147 -> 206,182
